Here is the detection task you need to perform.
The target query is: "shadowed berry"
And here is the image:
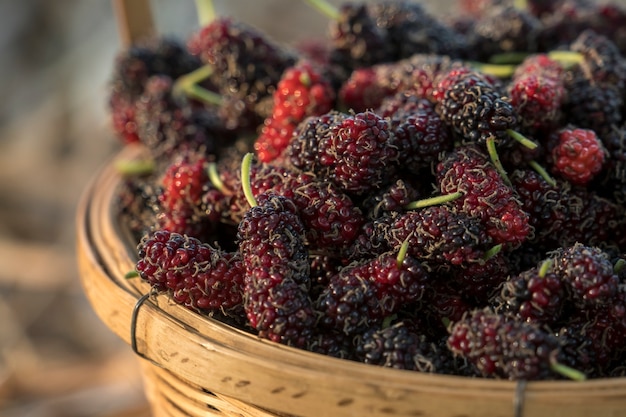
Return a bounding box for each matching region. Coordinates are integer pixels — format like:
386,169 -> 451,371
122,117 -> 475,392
434,70 -> 518,148
134,75 -> 224,164
188,17 -> 296,121
355,319 -> 457,373
549,127 -> 606,186
315,249 -> 430,336
468,5 -> 542,61
385,96 -> 453,173
368,1 -> 467,60
329,3 -> 391,72
508,74 -> 565,133
495,260 -> 566,325
550,243 -> 620,307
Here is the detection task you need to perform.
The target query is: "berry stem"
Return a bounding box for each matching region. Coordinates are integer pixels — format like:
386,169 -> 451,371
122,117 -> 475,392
382,314 -> 397,329
486,136 -> 511,187
173,64 -> 223,106
507,129 -> 538,150
528,160 -> 557,187
207,162 -> 227,193
302,0 -> 340,20
550,360 -> 587,381
115,159 -> 156,176
404,192 -> 462,210
125,270 -> 139,279
396,238 -> 410,269
538,259 -> 553,278
547,50 -> 585,69
488,52 -> 530,65
483,244 -> 503,261
470,61 -> 516,78
194,0 -> 216,26
441,317 -> 452,330
614,258 -> 626,274
241,152 -> 258,208
513,0 -> 528,10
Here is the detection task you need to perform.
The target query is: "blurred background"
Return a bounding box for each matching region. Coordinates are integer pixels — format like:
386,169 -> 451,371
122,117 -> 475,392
0,0 -> 622,416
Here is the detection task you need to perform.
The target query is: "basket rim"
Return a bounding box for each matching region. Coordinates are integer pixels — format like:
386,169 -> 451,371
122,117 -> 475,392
76,144 -> 626,417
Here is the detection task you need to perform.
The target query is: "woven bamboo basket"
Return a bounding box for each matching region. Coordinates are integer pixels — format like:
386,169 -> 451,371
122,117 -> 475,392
76,144 -> 626,417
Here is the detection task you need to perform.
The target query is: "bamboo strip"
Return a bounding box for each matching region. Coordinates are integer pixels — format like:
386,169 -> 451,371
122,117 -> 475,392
112,0 -> 156,47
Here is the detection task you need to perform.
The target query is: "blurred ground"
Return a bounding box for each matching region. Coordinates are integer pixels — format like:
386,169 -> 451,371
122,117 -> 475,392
0,0 -> 621,416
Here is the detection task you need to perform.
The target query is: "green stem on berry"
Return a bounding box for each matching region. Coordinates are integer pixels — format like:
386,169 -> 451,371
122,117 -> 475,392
241,152 -> 258,208
299,72 -> 312,88
382,314 -> 397,330
528,160 -> 557,187
125,270 -> 139,279
302,0 -> 340,20
470,62 -> 516,78
194,0 -> 216,26
547,50 -> 585,69
173,64 -> 223,106
404,192 -> 462,210
614,258 -> 626,275
550,361 -> 587,381
506,129 -> 538,150
207,162 -> 227,193
186,84 -> 223,105
115,159 -> 156,176
488,51 -> 530,65
441,317 -> 452,330
486,136 -> 512,187
538,259 -> 553,278
483,244 -> 503,262
513,0 -> 528,10
396,238 -> 410,269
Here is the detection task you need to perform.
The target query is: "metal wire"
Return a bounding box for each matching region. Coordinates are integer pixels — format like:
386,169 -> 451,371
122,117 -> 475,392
514,380 -> 527,417
130,291 -> 161,368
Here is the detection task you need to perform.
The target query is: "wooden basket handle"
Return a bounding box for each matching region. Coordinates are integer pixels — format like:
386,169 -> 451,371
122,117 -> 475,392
112,0 -> 156,46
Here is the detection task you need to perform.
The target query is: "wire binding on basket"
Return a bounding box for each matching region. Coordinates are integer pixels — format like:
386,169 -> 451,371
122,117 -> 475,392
131,290 -> 162,367
514,380 -> 527,417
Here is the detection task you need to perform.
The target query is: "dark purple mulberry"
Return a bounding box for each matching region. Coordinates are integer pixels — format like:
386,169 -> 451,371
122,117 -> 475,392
387,204 -> 493,266
355,320 -> 457,373
136,230 -> 245,314
325,111 -> 400,194
435,70 -> 519,148
329,3 -> 391,73
187,17 -> 296,123
237,194 -> 315,347
134,75 -> 224,164
437,145 -> 531,248
386,96 -> 453,173
494,259 -> 567,325
447,308 -> 575,380
315,249 -> 430,336
468,5 -> 542,61
550,243 -> 620,308
368,1 -> 468,60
